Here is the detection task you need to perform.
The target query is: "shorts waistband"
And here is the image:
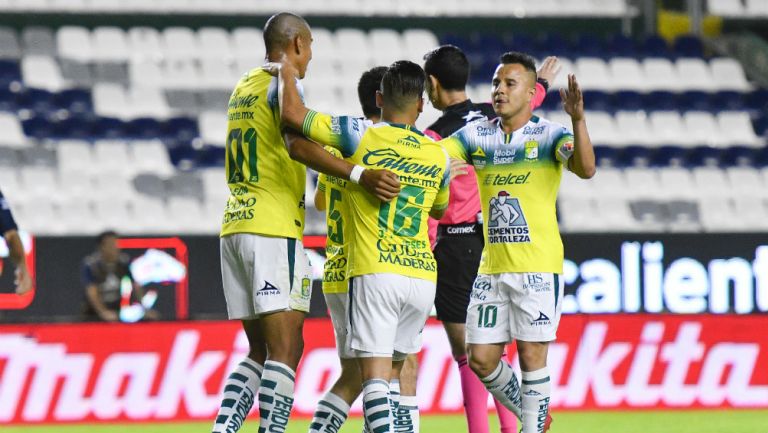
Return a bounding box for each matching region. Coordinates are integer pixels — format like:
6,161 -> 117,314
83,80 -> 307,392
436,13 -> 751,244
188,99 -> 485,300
437,222 -> 482,236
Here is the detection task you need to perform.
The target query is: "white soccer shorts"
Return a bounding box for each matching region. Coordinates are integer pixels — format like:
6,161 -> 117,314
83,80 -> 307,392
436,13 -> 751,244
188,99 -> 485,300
466,272 -> 564,344
324,291 -> 355,359
220,233 -> 312,319
348,273 -> 435,357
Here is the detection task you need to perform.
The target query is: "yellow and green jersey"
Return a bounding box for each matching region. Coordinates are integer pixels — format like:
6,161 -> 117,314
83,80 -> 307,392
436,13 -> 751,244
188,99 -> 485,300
440,115 -> 574,274
303,110 -> 450,282
317,146 -> 350,294
220,68 -> 307,240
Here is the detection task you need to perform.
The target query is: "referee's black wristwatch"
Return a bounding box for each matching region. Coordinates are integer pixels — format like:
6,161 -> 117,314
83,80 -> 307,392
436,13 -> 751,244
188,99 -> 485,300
537,77 -> 550,92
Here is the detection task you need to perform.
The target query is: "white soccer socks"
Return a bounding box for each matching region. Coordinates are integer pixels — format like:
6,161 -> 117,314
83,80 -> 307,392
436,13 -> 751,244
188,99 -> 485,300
521,368 -> 551,433
307,391 -> 351,433
362,379 -> 391,433
394,394 -> 419,433
211,357 -> 263,433
257,360 -> 297,433
480,361 -> 523,420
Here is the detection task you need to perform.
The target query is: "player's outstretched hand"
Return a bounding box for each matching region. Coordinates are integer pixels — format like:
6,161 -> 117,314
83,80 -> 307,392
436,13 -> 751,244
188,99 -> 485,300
449,158 -> 469,180
560,74 -> 584,122
360,169 -> 401,202
537,56 -> 562,85
14,267 -> 32,295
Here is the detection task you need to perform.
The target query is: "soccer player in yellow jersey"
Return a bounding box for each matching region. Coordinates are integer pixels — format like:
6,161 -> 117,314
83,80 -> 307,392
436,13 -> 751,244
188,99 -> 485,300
440,52 -> 595,433
277,60 -> 450,433
213,12 -> 399,433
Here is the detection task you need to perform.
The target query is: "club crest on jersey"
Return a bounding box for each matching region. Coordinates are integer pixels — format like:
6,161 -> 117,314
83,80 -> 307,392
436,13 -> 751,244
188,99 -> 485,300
525,140 -> 539,161
487,191 -> 530,244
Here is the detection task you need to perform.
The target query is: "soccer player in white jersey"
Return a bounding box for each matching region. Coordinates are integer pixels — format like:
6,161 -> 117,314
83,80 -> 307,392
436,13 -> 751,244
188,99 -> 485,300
440,52 -> 595,433
212,12 -> 399,433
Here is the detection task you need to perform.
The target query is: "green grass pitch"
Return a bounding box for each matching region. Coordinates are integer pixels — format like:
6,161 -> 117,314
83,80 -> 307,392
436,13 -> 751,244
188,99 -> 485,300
4,411 -> 767,433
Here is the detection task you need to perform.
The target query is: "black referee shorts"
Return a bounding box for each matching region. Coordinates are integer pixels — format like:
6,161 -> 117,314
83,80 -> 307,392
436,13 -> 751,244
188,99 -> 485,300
434,223 -> 483,323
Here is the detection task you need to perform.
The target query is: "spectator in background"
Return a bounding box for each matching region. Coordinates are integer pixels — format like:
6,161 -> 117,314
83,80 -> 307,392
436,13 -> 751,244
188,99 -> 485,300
82,230 -> 157,322
0,188 -> 32,295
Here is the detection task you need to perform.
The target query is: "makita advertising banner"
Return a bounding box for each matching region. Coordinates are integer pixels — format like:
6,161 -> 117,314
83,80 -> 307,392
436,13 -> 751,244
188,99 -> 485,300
1,315 -> 766,424
1,233 -> 768,321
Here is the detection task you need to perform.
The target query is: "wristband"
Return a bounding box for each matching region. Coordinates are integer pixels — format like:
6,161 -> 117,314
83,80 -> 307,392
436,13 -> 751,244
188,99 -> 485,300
349,165 -> 365,184
537,77 -> 550,92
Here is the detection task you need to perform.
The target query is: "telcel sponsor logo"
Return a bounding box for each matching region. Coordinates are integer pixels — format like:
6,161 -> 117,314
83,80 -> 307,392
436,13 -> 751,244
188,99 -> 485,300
563,242 -> 768,314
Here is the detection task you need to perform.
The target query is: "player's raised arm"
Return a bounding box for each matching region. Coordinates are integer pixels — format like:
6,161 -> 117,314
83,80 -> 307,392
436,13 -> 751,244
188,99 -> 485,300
560,74 -> 596,179
275,63 -> 310,132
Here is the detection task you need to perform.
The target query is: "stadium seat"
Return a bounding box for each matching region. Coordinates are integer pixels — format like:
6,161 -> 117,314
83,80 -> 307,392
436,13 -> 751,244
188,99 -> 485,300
0,112 -> 26,148
57,139 -> 94,175
20,146 -> 56,168
609,58 -> 646,92
691,166 -> 731,197
683,111 -> 723,146
369,28 -> 405,66
403,29 -> 439,63
708,0 -> 745,16
673,35 -> 705,58
60,59 -> 93,88
717,111 -> 762,146
232,27 -> 265,66
92,26 -> 129,62
197,27 -> 233,61
624,167 -> 662,198
658,167 -> 696,198
709,57 -> 750,91
58,170 -> 93,202
593,196 -> 640,231
590,167 -> 627,197
614,110 -> 655,146
557,196 -> 598,232
745,0 -> 768,15
335,28 -> 370,62
584,111 -> 619,146
20,166 -> 57,202
727,166 -> 767,197
648,111 -> 694,147
642,35 -> 670,58
665,200 -> 701,232
166,140 -> 197,169
21,26 -> 56,56
642,57 -> 678,91
629,199 -> 667,230
127,27 -> 163,62
0,26 -> 20,59
22,55 -> 65,91
161,27 -> 198,61
93,83 -> 129,118
676,58 -> 716,91
57,26 -> 93,62
167,196 -> 207,233
575,57 -> 612,91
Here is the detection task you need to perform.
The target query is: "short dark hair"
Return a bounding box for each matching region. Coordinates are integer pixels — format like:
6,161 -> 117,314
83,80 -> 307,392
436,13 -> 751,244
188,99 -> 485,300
499,51 -> 537,85
263,12 -> 309,53
423,45 -> 469,91
96,230 -> 118,246
357,66 -> 388,118
380,60 -> 426,111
